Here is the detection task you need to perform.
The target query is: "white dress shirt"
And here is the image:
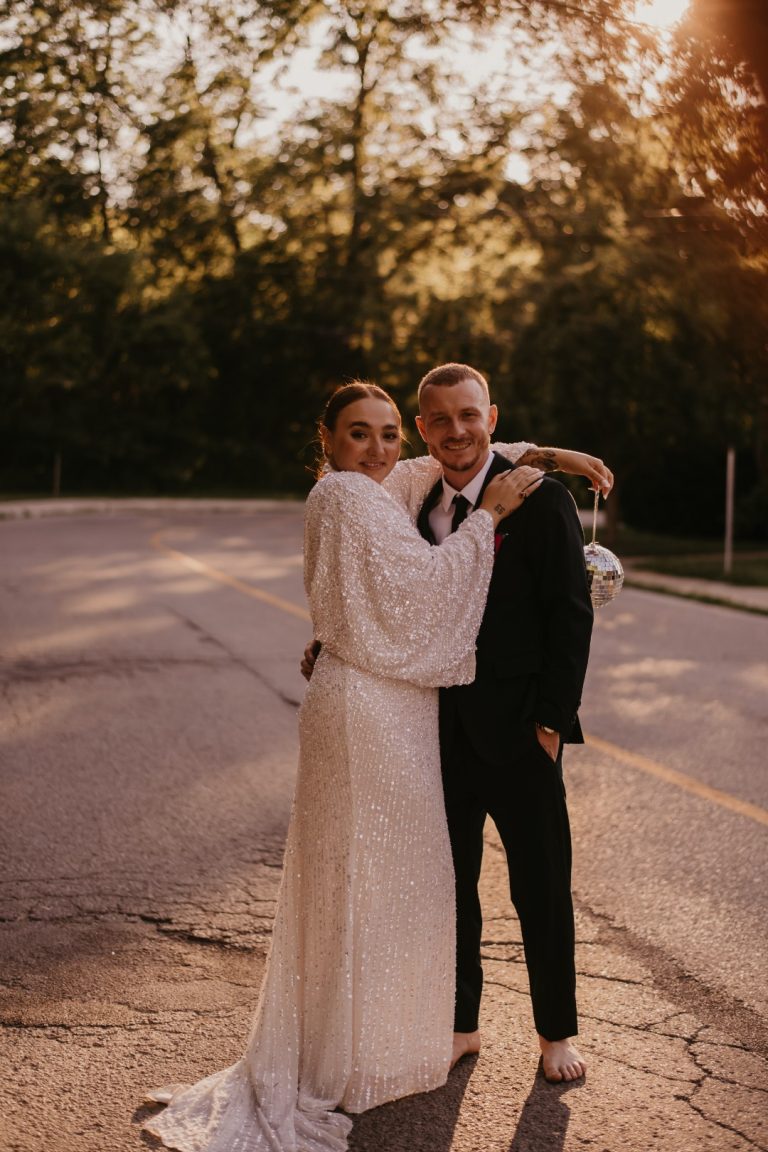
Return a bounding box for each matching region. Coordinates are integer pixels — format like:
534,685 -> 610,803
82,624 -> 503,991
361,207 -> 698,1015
428,450 -> 496,545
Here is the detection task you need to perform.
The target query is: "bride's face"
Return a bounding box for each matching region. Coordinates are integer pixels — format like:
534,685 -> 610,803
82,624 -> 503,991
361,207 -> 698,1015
321,398 -> 402,482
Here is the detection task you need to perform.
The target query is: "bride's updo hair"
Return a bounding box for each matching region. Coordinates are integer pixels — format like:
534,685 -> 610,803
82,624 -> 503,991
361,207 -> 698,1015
321,380 -> 401,431
316,381 -> 404,475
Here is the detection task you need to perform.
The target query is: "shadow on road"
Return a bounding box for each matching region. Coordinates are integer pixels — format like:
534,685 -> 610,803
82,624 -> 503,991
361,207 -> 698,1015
508,1067 -> 583,1152
348,1056 -> 476,1152
135,1103 -> 163,1147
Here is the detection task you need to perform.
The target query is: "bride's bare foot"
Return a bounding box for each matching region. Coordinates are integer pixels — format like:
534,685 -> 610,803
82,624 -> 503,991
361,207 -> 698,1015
538,1035 -> 586,1083
451,1030 -> 481,1069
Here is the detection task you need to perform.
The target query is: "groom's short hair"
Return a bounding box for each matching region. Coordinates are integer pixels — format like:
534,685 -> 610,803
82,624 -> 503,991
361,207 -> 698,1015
417,363 -> 490,405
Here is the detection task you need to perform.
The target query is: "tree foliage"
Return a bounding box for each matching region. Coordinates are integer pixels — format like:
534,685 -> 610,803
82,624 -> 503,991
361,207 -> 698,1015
1,0 -> 765,534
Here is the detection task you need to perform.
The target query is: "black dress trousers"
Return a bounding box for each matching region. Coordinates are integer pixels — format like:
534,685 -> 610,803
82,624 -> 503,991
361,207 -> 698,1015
441,715 -> 577,1041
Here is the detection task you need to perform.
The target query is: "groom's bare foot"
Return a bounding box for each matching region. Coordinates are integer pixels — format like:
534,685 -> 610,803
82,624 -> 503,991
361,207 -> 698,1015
538,1035 -> 586,1083
451,1030 -> 481,1069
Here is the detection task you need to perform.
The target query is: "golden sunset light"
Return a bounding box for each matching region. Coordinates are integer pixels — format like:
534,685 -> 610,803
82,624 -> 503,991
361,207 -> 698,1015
634,0 -> 692,29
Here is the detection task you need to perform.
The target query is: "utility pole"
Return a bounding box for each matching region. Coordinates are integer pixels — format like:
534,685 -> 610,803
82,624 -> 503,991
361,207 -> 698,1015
724,445 -> 735,578
52,450 -> 62,498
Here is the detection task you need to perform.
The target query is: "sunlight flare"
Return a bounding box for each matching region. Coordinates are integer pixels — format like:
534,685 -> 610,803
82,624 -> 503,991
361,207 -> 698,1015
634,0 -> 692,29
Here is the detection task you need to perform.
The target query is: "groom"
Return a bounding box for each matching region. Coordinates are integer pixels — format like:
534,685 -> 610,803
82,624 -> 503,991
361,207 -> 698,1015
415,363 -> 594,1083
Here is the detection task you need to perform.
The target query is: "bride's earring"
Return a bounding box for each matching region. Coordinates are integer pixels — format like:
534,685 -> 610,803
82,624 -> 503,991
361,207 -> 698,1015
319,426 -> 336,471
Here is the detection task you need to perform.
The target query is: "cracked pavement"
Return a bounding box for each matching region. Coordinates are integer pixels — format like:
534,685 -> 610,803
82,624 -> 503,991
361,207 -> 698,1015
1,509 -> 766,1152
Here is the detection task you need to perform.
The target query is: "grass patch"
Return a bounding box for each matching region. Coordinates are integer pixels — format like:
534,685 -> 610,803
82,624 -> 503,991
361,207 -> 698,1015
611,525 -> 766,558
595,525 -> 768,587
637,554 -> 768,587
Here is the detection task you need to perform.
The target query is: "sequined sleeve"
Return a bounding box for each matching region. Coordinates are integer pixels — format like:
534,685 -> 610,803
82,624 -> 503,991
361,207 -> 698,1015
304,471 -> 496,688
383,443 -> 536,522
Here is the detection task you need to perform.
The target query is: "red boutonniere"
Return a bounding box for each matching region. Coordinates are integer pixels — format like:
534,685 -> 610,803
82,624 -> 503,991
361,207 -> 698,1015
494,532 -> 503,555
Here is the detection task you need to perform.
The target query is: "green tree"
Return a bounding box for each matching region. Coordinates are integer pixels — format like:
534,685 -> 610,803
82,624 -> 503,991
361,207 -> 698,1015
1,0 -> 764,523
510,80 -> 768,538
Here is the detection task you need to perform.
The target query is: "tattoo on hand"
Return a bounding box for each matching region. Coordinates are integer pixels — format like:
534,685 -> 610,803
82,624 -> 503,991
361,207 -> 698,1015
494,503 -> 505,515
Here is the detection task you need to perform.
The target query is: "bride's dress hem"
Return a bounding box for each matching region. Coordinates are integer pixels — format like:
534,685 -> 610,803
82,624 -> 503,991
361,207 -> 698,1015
141,1055 -> 452,1152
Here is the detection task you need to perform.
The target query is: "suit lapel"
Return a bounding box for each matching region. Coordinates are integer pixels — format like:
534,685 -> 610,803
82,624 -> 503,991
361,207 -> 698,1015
479,452 -> 520,539
478,451 -> 517,497
418,452 -> 519,544
417,476 -> 443,544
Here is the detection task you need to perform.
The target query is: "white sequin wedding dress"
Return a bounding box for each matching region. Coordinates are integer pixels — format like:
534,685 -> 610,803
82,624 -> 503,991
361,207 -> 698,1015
143,445 -> 531,1152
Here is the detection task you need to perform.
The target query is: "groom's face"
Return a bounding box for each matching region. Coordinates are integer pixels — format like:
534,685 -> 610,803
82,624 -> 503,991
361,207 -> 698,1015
416,377 -> 498,485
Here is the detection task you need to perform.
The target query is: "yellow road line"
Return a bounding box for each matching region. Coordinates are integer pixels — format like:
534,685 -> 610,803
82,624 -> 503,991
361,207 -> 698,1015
151,530 -> 768,828
150,531 -> 311,623
585,732 -> 768,828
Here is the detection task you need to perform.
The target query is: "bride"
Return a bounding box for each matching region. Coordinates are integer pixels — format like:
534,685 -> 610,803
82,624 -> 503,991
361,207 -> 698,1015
143,381 -> 606,1152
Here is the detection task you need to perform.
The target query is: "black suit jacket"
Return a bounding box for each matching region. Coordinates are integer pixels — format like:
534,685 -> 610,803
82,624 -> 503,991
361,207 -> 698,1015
417,452 -> 594,765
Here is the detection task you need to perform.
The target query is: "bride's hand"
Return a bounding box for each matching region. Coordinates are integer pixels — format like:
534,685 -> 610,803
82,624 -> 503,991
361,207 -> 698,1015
523,448 -> 613,497
555,450 -> 613,497
479,466 -> 544,528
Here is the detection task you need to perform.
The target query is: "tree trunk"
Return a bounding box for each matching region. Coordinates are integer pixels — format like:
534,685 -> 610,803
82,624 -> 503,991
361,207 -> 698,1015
347,34 -> 372,275
202,135 -> 242,255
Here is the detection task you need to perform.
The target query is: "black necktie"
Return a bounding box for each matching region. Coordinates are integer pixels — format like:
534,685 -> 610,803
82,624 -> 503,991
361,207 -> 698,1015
451,493 -> 471,533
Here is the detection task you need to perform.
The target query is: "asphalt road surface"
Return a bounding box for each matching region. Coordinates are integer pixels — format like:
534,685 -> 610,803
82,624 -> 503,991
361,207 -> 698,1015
1,508 -> 766,1152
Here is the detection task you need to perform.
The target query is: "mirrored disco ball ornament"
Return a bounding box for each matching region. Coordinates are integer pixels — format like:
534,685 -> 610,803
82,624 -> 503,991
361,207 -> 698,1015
584,490 -> 624,607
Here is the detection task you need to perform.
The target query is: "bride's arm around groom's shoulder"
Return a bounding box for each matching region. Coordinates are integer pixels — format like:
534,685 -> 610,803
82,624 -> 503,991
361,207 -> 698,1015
513,446 -> 614,497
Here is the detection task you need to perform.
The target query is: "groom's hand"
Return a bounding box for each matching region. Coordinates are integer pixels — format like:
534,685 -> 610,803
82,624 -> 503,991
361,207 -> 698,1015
300,639 -> 322,681
535,724 -> 561,762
